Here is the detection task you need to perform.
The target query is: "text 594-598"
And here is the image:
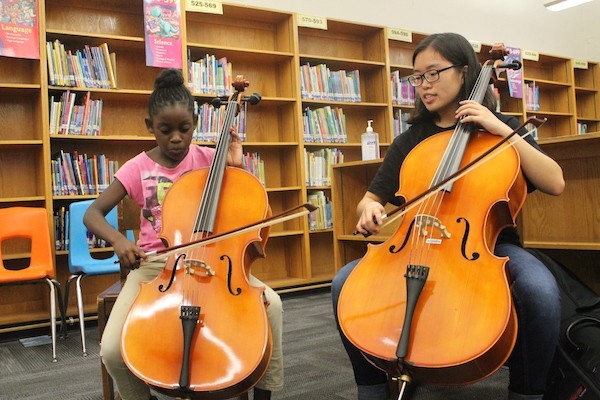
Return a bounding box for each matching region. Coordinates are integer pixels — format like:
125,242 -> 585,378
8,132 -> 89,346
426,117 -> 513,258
390,29 -> 409,38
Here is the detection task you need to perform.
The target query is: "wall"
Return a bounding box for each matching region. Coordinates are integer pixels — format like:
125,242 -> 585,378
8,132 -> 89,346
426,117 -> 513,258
227,0 -> 600,61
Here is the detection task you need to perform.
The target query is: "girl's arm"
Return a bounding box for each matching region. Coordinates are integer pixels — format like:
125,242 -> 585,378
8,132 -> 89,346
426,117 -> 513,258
84,179 -> 146,268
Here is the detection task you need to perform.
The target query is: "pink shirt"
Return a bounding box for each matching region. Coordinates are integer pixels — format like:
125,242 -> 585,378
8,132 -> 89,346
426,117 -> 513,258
115,145 -> 215,252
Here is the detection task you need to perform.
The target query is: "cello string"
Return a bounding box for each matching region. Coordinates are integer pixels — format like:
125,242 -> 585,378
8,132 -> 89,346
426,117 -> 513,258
410,63 -> 494,268
183,96 -> 238,307
194,100 -> 236,236
379,121 -> 539,233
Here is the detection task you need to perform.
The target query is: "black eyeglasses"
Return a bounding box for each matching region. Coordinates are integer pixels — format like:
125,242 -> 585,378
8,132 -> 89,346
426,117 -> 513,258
407,65 -> 463,87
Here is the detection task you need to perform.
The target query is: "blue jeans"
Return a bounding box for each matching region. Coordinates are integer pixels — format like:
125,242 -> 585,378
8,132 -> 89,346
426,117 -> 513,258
331,243 -> 560,396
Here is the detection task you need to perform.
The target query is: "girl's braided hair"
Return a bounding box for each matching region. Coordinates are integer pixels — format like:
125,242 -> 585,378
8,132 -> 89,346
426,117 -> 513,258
148,68 -> 195,117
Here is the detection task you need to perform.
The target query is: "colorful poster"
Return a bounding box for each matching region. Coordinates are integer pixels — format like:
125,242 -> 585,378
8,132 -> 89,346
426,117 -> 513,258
505,46 -> 523,99
0,0 -> 40,59
143,0 -> 182,69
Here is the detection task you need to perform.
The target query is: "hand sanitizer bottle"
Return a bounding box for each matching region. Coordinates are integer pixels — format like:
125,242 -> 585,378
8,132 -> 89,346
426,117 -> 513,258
361,120 -> 380,160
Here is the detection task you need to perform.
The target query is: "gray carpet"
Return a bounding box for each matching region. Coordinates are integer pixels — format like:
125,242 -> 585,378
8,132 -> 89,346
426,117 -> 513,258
0,289 -> 508,399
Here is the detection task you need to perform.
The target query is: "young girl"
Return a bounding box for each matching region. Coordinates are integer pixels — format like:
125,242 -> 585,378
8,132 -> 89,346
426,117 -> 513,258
84,68 -> 282,400
331,33 -> 565,400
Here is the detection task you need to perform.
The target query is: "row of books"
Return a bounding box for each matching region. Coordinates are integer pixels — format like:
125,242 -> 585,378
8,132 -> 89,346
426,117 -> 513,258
304,148 -> 344,187
303,106 -> 347,143
53,208 -> 108,251
49,91 -> 103,136
188,53 -> 233,95
391,70 -> 416,106
54,207 -> 70,251
46,40 -> 117,89
51,151 -> 118,196
393,109 -> 411,138
525,81 -> 540,111
193,101 -> 247,142
242,152 -> 266,186
307,190 -> 332,231
300,63 -> 361,102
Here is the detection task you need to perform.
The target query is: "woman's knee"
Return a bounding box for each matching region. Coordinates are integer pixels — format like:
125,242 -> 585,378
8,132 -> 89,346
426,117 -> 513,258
332,259 -> 361,299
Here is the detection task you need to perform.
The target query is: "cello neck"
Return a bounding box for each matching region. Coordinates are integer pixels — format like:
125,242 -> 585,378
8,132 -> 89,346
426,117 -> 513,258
431,64 -> 495,192
194,99 -> 240,235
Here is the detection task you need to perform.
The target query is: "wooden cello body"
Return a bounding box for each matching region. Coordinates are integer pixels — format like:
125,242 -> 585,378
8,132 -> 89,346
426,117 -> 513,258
121,77 -> 272,399
338,129 -> 527,385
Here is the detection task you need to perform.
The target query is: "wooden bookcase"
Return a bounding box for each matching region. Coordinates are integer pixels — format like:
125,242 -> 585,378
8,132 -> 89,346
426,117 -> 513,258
520,60 -> 600,293
523,54 -> 577,139
0,1 -> 599,331
298,19 -> 390,285
185,6 -> 310,289
574,61 -> 600,134
0,53 -> 50,327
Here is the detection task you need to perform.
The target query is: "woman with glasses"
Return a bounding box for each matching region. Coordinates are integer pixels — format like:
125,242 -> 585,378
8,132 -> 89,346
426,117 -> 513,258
331,32 -> 565,400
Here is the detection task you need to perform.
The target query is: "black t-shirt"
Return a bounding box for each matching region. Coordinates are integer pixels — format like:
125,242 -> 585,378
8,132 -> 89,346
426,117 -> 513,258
367,113 -> 541,246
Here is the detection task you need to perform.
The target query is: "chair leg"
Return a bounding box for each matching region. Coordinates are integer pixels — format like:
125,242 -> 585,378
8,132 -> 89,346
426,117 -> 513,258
63,275 -> 76,338
75,274 -> 87,356
45,278 -> 58,363
52,278 -> 67,339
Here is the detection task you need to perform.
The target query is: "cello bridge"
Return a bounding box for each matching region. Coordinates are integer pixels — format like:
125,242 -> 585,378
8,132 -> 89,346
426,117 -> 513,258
183,259 -> 216,277
414,214 -> 451,239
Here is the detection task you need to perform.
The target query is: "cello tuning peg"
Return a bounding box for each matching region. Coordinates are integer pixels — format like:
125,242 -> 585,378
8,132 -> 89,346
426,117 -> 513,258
211,97 -> 223,108
245,93 -> 262,105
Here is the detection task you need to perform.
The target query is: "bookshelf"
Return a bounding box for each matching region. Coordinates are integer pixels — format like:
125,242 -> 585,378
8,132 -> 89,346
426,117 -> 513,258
0,52 -> 50,327
574,61 -> 599,134
184,6 -> 310,289
298,18 -> 391,284
522,53 -> 577,139
0,1 -> 599,331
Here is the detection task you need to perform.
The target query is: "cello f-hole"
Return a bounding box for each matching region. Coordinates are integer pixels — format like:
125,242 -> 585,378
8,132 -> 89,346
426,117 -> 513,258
389,219 -> 417,254
159,253 -> 186,292
457,217 -> 480,261
221,254 -> 242,296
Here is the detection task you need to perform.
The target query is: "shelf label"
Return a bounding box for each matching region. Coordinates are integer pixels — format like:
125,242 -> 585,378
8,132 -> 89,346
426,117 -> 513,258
522,49 -> 539,62
388,28 -> 412,43
298,14 -> 328,30
574,59 -> 588,69
186,0 -> 223,14
469,40 -> 481,53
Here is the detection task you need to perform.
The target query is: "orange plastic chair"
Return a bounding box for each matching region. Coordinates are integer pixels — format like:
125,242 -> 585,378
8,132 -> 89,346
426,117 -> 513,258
0,207 -> 65,362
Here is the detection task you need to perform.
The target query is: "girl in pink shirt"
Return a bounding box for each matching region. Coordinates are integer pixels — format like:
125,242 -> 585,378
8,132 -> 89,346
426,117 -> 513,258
84,68 -> 282,400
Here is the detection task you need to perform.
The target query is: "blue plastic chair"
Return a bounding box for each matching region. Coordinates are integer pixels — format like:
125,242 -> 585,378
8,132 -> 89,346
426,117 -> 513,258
65,199 -> 133,356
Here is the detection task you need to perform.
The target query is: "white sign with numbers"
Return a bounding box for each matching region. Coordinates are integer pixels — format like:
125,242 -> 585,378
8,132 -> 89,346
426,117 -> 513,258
298,14 -> 328,30
186,0 -> 223,15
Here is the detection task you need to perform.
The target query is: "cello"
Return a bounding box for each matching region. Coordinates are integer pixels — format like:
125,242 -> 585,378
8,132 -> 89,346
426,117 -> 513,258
121,76 -> 272,399
337,45 -> 526,390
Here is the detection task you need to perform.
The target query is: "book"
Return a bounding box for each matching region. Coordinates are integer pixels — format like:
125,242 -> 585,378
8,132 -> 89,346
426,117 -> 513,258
100,43 -> 117,89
